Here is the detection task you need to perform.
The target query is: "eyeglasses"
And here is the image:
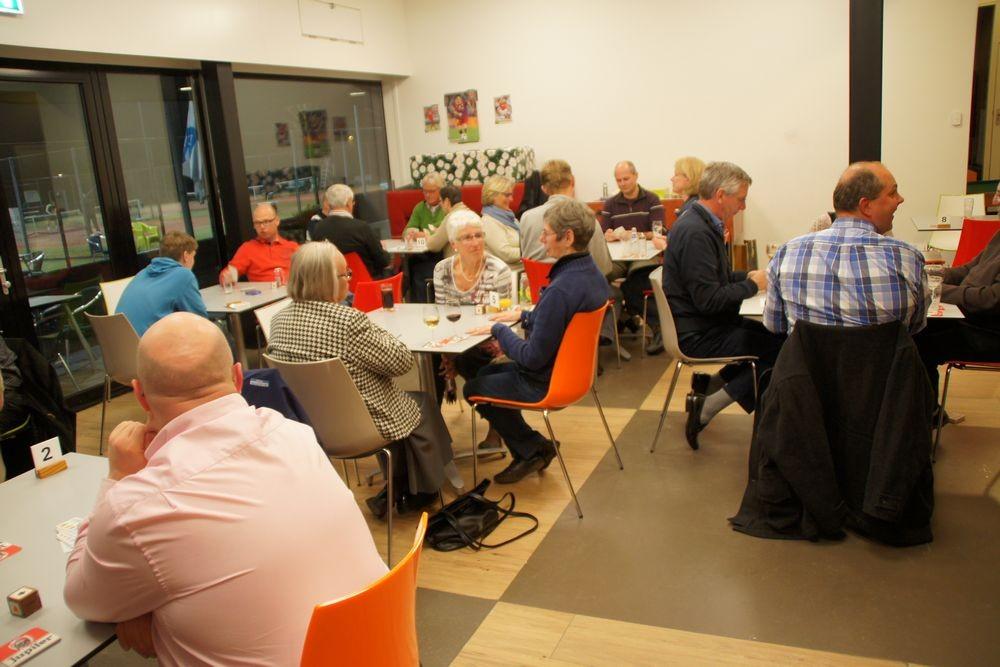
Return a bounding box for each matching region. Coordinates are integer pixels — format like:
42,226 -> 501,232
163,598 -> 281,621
501,191 -> 514,197
337,269 -> 353,280
539,228 -> 559,239
253,217 -> 279,226
456,232 -> 484,243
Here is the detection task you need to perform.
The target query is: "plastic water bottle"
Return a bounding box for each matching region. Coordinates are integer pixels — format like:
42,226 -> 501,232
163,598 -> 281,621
602,182 -> 609,198
273,267 -> 283,289
630,227 -> 639,256
519,273 -> 531,305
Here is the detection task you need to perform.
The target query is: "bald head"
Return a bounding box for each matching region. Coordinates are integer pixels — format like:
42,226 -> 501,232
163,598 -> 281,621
137,313 -> 235,403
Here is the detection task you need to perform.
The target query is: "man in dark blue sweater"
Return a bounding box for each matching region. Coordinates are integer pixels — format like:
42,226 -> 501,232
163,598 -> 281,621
465,199 -> 609,483
662,161 -> 784,450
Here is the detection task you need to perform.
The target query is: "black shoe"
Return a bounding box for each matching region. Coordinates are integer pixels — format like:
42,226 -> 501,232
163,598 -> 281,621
645,331 -> 664,355
397,490 -> 438,515
685,393 -> 706,450
691,372 -> 711,395
618,315 -> 640,334
539,440 -> 560,470
365,487 -> 388,520
494,456 -> 545,484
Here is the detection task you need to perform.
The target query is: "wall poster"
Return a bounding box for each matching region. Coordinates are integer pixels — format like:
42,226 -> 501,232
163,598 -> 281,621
298,109 -> 330,158
275,122 -> 290,147
445,90 -> 479,143
424,104 -> 440,132
494,95 -> 512,124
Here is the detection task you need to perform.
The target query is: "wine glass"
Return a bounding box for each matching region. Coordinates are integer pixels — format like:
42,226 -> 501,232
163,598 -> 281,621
422,305 -> 440,328
445,299 -> 461,323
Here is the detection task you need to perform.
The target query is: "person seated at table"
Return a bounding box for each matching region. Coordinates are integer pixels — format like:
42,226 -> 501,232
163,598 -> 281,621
219,202 -> 299,283
599,160 -> 664,241
64,313 -> 386,665
764,162 -> 927,335
464,199 -> 608,483
0,336 -> 29,479
267,241 -> 457,517
402,174 -> 448,302
116,231 -> 208,336
480,174 -> 522,269
670,156 -> 705,220
311,184 -> 390,278
915,229 -> 1000,400
664,161 -> 782,450
410,184 -> 467,302
433,210 -> 512,446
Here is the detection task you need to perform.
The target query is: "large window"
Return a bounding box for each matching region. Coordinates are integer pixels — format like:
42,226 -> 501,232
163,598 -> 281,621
106,72 -> 220,281
233,77 -> 391,238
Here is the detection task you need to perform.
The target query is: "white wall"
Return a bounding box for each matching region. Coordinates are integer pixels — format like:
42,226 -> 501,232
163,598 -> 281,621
883,0 -> 978,249
0,0 -> 412,78
390,0 -> 850,251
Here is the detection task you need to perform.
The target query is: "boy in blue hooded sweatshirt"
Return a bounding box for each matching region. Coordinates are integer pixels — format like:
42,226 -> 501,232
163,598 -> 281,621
116,231 -> 208,335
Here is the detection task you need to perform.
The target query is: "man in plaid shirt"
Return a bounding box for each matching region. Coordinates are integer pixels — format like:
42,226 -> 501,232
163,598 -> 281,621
764,162 -> 929,335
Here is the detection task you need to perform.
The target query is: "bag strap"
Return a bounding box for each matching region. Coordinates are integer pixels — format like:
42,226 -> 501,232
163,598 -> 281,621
462,491 -> 539,550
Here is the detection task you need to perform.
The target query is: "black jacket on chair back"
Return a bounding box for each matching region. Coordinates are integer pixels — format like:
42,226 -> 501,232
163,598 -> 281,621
729,320 -> 935,546
6,338 -> 76,456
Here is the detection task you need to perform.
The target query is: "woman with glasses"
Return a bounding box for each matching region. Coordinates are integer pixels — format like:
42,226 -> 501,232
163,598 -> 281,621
480,174 -> 522,269
268,241 -> 458,520
433,210 -> 512,449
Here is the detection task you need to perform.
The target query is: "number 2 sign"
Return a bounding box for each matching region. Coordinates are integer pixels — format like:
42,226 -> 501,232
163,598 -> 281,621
31,437 -> 67,478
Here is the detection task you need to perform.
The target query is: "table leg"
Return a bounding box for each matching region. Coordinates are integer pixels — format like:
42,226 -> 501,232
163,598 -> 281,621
415,352 -> 437,396
63,303 -> 96,367
229,312 -> 249,369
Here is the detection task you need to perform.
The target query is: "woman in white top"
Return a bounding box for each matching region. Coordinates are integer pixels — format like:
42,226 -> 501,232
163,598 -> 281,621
479,175 -> 522,269
433,211 -> 512,450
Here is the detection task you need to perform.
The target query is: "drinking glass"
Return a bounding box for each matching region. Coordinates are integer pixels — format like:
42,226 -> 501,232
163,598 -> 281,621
445,300 -> 461,323
652,221 -> 664,239
423,305 -> 440,328
221,271 -> 235,294
927,275 -> 944,311
498,296 -> 512,311
963,197 -> 975,217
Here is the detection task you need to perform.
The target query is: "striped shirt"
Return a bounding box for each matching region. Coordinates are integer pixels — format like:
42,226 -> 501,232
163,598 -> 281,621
764,217 -> 929,335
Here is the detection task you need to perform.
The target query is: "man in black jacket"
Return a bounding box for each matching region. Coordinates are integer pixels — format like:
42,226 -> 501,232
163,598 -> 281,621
311,183 -> 390,277
662,161 -> 784,449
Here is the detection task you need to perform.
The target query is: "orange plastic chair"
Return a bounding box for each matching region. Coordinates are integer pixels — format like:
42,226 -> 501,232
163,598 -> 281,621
299,513 -> 427,667
952,221 -> 1000,267
354,272 -> 404,313
466,303 -> 623,517
343,252 -> 374,293
521,258 -> 553,303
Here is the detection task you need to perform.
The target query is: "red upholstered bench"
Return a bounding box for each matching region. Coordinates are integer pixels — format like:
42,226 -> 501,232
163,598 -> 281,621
386,182 -> 524,237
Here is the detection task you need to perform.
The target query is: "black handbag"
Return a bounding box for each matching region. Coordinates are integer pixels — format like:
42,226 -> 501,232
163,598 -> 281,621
425,479 -> 539,552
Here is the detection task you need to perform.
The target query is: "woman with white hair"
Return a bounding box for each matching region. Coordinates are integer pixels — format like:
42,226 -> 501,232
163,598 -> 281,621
268,241 -> 458,519
433,210 -> 512,450
480,174 -> 522,269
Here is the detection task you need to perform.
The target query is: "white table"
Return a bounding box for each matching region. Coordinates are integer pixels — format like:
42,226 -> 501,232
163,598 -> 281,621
201,283 -> 288,367
381,239 -> 431,255
607,239 -> 663,262
366,304 -> 500,393
739,293 -> 965,319
0,453 -> 115,666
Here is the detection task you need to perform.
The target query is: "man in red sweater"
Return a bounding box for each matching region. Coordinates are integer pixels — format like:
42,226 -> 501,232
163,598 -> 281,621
220,202 -> 299,283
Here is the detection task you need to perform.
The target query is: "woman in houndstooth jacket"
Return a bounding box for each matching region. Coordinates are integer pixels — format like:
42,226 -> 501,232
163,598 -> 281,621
267,241 -> 457,519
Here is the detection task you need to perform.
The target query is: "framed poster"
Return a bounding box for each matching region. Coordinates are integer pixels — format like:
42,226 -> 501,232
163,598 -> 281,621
298,109 -> 330,158
275,122 -> 290,147
445,90 -> 479,143
494,95 -> 512,124
424,104 -> 440,132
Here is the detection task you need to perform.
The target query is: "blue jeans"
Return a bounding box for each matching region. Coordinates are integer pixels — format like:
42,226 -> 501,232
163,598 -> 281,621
463,363 -> 549,461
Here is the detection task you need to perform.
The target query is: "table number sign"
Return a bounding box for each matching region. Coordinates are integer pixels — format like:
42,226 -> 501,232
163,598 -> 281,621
30,438 -> 66,479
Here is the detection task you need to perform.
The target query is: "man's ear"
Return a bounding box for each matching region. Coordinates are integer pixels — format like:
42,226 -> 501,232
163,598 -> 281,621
232,363 -> 244,393
132,378 -> 151,414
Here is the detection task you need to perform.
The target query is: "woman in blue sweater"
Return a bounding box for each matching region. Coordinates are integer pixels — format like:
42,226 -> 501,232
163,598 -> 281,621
464,199 -> 609,483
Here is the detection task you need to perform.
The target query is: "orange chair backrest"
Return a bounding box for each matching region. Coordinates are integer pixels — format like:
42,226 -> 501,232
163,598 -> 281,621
300,513 -> 428,667
540,302 -> 608,408
953,220 -> 1000,267
354,272 -> 404,313
343,252 -> 374,292
522,258 -> 553,303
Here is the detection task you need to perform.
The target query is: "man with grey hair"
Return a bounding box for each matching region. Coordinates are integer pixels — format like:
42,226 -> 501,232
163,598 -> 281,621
464,198 -> 609,483
312,183 -> 389,276
663,161 -> 784,450
221,201 -> 299,283
765,161 -> 926,336
64,313 -> 385,664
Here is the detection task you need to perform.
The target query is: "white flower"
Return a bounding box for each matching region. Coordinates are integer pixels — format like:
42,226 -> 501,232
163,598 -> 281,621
469,169 -> 479,180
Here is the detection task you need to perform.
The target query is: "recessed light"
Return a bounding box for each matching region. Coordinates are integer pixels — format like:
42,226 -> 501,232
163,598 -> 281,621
349,91 -> 366,97
179,86 -> 192,92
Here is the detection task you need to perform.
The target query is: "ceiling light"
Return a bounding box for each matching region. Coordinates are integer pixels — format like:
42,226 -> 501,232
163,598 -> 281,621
349,91 -> 366,97
179,86 -> 192,92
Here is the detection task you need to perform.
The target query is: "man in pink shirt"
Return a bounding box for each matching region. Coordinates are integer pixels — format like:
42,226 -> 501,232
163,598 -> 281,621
64,313 -> 386,665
